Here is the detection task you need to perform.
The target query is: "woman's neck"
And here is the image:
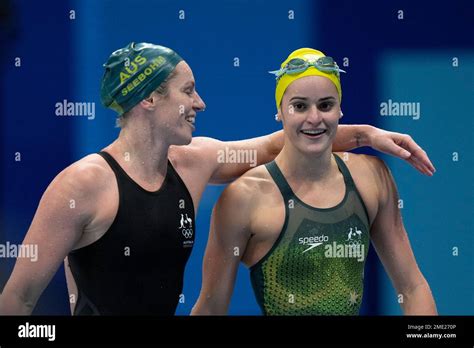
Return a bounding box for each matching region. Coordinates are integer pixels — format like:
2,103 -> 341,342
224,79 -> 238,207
275,142 -> 337,183
105,117 -> 170,181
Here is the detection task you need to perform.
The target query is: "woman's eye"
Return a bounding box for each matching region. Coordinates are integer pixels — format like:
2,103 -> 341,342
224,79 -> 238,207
293,103 -> 306,111
319,102 -> 334,111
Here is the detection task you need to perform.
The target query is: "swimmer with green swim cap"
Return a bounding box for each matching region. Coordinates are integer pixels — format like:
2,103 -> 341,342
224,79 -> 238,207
192,48 -> 437,315
100,42 -> 183,115
1,43 -> 435,315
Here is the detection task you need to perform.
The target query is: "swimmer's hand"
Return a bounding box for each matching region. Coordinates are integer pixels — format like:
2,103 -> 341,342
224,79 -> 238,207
368,127 -> 435,176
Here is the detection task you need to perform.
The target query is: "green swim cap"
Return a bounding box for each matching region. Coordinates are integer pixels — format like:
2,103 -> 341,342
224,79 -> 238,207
100,42 -> 183,115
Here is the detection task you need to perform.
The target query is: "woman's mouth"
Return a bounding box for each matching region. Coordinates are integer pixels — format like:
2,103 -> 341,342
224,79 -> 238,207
185,115 -> 196,127
300,128 -> 327,139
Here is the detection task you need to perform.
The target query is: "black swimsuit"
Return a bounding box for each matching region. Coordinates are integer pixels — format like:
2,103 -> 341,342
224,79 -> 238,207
68,151 -> 195,315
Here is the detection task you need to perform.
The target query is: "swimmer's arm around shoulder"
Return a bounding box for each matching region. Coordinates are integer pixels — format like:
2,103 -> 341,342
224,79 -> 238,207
188,134 -> 282,184
368,157 -> 437,315
0,164 -> 100,315
188,123 -> 434,184
190,125 -> 372,184
191,180 -> 253,315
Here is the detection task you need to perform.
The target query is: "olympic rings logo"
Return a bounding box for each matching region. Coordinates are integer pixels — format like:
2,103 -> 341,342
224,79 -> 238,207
182,229 -> 193,239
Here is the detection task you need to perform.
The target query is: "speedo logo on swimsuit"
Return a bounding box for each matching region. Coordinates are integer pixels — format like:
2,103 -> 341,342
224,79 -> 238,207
178,213 -> 194,248
324,226 -> 365,262
120,55 -> 166,97
298,234 -> 329,253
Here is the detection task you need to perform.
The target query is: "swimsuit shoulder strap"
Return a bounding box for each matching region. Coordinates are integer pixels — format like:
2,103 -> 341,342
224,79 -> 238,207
265,161 -> 294,202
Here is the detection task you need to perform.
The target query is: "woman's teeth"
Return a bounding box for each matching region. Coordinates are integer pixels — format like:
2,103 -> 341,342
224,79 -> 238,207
301,129 -> 326,135
185,116 -> 195,125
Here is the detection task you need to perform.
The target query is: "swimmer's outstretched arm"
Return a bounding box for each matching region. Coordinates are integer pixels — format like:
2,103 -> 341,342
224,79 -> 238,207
359,126 -> 435,176
368,157 -> 437,315
186,125 -> 434,184
191,179 -> 253,315
0,163 -> 102,315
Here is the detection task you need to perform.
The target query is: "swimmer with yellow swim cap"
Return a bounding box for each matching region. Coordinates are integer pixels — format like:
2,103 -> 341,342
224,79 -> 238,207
193,48 -> 437,315
0,44 -> 435,315
272,48 -> 344,108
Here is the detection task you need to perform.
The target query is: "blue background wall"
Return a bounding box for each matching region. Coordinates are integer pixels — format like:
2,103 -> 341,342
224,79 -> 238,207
1,0 -> 472,315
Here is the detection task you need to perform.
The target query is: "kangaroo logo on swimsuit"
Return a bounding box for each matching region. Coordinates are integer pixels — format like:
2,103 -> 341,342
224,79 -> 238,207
179,213 -> 193,238
346,226 -> 362,245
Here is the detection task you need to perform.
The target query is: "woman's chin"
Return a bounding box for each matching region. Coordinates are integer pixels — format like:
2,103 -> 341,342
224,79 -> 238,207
295,141 -> 332,157
171,130 -> 193,146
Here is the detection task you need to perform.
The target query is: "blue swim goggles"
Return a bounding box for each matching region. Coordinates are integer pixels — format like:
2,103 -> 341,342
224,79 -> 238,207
269,56 -> 346,81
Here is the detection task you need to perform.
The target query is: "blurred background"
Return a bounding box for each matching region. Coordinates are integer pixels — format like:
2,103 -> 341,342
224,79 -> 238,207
0,0 -> 472,315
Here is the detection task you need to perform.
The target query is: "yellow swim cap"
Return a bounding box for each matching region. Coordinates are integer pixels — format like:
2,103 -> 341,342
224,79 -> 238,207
273,48 -> 343,110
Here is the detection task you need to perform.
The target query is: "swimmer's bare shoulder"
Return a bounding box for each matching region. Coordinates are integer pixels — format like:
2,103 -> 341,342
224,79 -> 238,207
29,154 -> 110,231
334,152 -> 393,224
0,154 -> 114,314
215,164 -> 277,229
59,154 -> 119,233
53,153 -> 115,221
224,164 -> 275,202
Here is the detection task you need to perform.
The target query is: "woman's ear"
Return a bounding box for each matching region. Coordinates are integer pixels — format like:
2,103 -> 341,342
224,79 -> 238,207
275,110 -> 282,122
140,98 -> 155,111
140,91 -> 161,111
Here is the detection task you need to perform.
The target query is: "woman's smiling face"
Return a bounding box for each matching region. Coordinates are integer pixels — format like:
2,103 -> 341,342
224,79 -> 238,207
279,75 -> 342,156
